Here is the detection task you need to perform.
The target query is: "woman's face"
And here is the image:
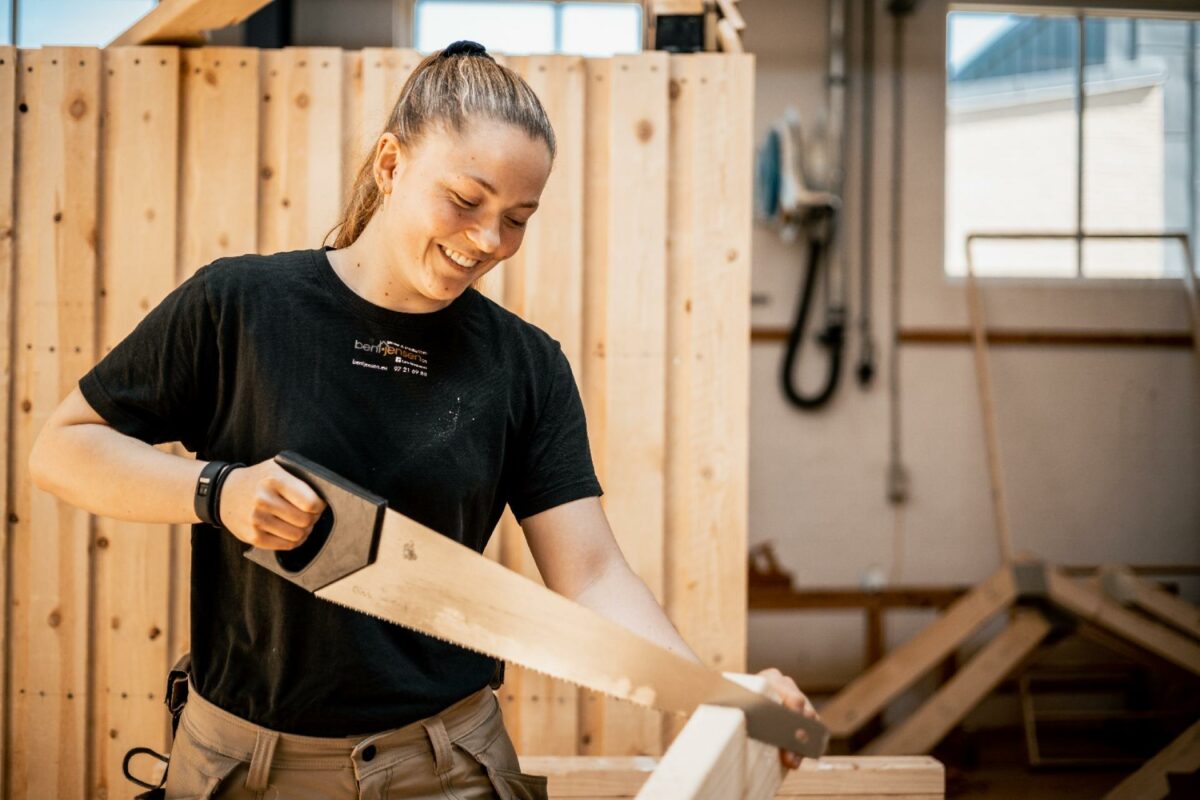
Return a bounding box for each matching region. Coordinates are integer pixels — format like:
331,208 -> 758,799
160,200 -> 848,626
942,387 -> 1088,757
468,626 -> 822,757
375,118 -> 552,306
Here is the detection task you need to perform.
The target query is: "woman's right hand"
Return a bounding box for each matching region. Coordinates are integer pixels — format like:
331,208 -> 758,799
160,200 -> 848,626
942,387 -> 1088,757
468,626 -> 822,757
217,459 -> 327,550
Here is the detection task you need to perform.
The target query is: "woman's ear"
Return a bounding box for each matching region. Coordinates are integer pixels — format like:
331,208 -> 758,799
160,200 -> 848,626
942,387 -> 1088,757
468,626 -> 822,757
374,132 -> 405,194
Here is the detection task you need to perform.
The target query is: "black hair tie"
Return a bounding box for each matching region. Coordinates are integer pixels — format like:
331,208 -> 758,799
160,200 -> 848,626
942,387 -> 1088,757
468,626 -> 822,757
441,40 -> 493,60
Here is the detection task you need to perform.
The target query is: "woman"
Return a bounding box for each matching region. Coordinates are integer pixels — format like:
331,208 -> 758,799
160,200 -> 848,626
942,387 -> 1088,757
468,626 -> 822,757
29,41 -> 816,799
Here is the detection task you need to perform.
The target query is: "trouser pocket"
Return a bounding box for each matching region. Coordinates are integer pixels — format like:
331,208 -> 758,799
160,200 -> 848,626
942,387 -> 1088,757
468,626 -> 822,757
447,698 -> 548,800
163,718 -> 244,800
476,764 -> 548,800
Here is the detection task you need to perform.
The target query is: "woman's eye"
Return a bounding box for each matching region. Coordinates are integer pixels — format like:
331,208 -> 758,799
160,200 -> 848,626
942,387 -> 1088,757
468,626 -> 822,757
507,217 -> 528,228
452,193 -> 479,208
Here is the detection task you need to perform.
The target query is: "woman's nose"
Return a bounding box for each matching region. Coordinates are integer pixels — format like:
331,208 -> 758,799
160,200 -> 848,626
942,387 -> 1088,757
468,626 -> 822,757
466,219 -> 501,255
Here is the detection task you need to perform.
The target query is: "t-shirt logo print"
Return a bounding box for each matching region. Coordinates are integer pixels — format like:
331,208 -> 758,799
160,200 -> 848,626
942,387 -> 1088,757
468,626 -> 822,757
352,338 -> 429,377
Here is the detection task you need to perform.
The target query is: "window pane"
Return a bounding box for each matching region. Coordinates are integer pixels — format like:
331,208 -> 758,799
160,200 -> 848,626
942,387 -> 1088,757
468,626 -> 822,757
1082,17 -> 1191,278
18,0 -> 155,48
416,1 -> 555,55
0,1 -> 11,45
946,12 -> 1082,277
561,3 -> 641,56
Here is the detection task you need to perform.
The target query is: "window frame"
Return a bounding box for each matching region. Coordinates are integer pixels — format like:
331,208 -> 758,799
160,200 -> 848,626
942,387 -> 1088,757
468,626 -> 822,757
945,2 -> 1200,284
887,1 -> 1193,336
410,0 -> 643,56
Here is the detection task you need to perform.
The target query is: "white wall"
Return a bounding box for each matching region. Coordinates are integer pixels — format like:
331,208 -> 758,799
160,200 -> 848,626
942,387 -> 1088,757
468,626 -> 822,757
742,0 -> 1200,692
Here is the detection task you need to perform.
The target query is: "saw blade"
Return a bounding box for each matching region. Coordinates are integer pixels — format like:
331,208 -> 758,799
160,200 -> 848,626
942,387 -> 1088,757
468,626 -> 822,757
313,508 -> 829,757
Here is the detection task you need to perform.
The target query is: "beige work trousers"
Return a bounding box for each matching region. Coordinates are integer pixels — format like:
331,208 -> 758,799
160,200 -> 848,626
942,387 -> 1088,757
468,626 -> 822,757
163,680 -> 548,800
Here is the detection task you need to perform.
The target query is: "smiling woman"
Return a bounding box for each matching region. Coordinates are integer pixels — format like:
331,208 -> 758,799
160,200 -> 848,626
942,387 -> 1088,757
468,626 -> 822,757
326,116 -> 551,311
326,41 -> 555,310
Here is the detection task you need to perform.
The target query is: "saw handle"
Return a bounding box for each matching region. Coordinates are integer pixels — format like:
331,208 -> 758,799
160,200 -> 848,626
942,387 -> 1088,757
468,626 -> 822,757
243,451 -> 387,592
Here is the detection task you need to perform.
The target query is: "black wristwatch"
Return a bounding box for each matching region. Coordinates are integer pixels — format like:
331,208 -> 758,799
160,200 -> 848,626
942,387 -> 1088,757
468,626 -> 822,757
194,460 -> 243,528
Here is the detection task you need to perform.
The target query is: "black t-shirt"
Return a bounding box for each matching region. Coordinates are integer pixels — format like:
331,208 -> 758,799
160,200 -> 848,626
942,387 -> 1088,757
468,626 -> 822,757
79,246 -> 602,735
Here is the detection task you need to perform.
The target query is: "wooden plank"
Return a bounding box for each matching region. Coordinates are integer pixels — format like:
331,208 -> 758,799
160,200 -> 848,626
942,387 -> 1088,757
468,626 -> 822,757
581,52 -> 670,757
634,705 -> 746,799
10,45 -> 100,800
179,47 -> 260,267
819,567 -> 1016,737
963,242 -> 1014,566
0,44 -> 14,799
1047,568 -> 1200,676
729,673 -> 786,800
892,327 -> 1195,348
173,46 -> 260,670
654,0 -> 706,14
358,48 -> 421,161
340,50 -> 364,221
716,19 -> 744,54
1101,567 -> 1200,641
92,44 -> 180,799
519,755 -> 944,797
521,756 -> 657,797
258,47 -> 344,254
1105,718 -> 1200,800
715,0 -> 746,31
781,796 -> 941,800
749,586 -> 966,610
863,611 -> 1052,755
663,53 -> 754,748
637,674 -> 781,799
491,54 -> 588,757
665,53 -> 755,646
111,0 -> 274,47
777,756 -> 944,796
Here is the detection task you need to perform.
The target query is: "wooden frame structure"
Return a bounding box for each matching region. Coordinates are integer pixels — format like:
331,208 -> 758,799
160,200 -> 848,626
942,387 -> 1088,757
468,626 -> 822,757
811,230 -> 1200,799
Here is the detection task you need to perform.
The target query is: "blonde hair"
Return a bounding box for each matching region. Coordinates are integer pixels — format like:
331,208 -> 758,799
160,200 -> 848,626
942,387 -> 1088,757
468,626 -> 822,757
326,42 -> 556,249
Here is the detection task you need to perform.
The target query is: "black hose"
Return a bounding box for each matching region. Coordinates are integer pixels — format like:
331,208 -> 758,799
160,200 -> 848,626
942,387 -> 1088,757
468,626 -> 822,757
781,217 -> 846,410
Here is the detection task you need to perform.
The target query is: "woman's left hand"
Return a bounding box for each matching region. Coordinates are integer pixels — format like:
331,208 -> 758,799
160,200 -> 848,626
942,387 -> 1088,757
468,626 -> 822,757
756,667 -> 821,770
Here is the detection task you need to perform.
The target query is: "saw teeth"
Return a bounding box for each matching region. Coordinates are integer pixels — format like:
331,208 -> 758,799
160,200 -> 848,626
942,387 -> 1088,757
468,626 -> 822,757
322,596 -> 683,714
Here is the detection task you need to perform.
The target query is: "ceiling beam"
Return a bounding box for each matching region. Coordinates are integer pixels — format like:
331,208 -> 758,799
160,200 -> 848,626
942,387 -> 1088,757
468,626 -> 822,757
109,0 -> 275,47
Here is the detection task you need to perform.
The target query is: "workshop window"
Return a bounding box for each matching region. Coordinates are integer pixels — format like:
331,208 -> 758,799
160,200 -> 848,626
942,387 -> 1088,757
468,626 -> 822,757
1,0 -> 155,47
945,10 -> 1200,279
414,0 -> 641,56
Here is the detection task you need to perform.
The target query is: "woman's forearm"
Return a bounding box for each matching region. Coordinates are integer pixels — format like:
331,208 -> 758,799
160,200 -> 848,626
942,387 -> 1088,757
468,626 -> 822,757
30,421 -> 203,525
571,558 -> 702,663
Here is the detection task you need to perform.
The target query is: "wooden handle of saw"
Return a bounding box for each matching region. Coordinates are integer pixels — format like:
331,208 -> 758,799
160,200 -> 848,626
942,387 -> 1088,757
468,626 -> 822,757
243,451 -> 387,592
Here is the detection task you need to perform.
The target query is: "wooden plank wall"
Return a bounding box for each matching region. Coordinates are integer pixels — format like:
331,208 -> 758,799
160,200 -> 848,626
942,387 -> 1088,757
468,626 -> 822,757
94,45 -> 179,799
0,46 -> 754,797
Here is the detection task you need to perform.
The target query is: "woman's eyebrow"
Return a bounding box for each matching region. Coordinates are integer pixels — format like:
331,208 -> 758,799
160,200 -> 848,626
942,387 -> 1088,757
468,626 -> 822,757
463,174 -> 539,210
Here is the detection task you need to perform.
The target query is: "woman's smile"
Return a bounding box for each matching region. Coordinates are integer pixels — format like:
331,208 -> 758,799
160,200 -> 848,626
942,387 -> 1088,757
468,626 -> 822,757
438,243 -> 483,271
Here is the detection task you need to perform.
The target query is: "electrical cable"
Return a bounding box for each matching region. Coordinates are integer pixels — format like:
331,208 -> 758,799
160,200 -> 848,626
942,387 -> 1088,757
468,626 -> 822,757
780,209 -> 845,410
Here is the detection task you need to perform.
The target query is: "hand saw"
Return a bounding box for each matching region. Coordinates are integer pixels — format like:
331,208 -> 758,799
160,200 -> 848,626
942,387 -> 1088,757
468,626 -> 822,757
245,451 -> 829,757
